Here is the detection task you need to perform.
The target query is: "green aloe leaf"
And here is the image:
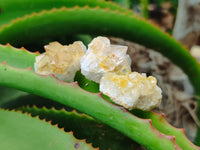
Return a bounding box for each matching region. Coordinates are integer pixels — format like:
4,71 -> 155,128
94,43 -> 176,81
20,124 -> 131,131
0,0 -> 131,48
0,45 -> 70,110
74,71 -> 99,93
0,86 -> 28,107
0,45 -> 37,107
0,60 -> 187,150
0,94 -> 70,110
20,106 -> 138,150
132,109 -> 200,150
0,109 -> 97,150
0,45 -> 37,108
0,0 -> 132,28
0,44 -> 38,69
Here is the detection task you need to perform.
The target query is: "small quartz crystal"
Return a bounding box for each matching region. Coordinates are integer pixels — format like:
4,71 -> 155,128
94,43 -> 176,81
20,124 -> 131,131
81,36 -> 131,83
34,41 -> 86,82
100,72 -> 162,111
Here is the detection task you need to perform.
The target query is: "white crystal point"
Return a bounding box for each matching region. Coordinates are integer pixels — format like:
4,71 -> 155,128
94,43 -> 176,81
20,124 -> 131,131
81,36 -> 131,83
34,41 -> 86,82
100,72 -> 162,111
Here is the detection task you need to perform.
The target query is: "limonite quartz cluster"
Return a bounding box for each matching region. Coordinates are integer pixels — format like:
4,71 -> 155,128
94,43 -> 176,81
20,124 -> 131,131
35,36 -> 162,111
100,72 -> 162,110
34,41 -> 86,82
81,36 -> 131,83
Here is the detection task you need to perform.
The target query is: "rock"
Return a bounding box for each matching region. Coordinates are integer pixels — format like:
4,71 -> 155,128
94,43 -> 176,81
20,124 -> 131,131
34,41 -> 86,82
81,36 -> 131,83
100,72 -> 162,111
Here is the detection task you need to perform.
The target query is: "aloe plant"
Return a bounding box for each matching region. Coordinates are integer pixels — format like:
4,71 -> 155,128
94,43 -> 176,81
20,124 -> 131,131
0,0 -> 200,150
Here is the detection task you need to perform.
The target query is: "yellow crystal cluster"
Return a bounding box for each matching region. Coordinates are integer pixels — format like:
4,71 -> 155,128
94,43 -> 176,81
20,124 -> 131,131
100,72 -> 162,110
81,36 -> 131,83
80,36 -> 162,110
34,36 -> 162,111
34,41 -> 86,82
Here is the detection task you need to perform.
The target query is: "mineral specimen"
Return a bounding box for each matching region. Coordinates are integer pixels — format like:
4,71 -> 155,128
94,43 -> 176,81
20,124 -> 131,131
34,41 -> 86,82
81,36 -> 131,83
35,37 -> 162,111
100,72 -> 162,111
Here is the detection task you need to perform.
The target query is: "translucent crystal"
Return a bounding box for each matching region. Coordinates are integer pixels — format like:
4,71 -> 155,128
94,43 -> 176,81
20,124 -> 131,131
100,72 -> 162,111
34,41 -> 86,82
81,36 -> 131,83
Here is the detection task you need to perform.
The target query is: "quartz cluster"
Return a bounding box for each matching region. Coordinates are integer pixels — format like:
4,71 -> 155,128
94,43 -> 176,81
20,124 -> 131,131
34,41 -> 86,82
34,36 -> 162,111
100,72 -> 162,111
81,36 -> 131,83
81,36 -> 162,110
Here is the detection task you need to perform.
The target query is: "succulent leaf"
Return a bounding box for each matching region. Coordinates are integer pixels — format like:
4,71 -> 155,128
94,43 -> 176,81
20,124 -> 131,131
0,45 -> 37,109
0,0 -> 132,28
0,39 -> 199,149
0,44 -> 38,69
1,94 -> 71,110
0,86 -> 28,108
0,109 -> 97,150
0,61 -> 183,150
132,109 -> 200,150
19,106 -> 138,150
